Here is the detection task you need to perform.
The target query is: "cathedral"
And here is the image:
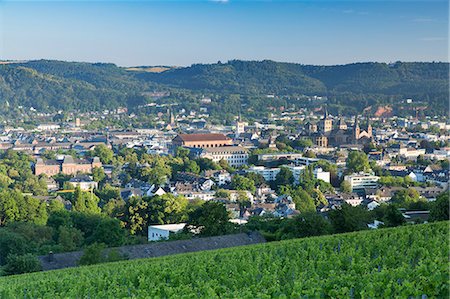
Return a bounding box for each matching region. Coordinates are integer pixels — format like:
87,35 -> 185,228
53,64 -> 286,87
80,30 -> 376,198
305,109 -> 372,147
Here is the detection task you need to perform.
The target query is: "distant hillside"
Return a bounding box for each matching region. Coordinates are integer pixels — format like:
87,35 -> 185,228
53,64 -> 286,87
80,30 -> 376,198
0,60 -> 153,112
0,222 -> 448,298
0,59 -> 447,115
140,60 -> 449,114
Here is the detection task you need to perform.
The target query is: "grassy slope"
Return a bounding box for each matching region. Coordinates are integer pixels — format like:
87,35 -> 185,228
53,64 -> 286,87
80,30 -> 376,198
0,222 -> 448,298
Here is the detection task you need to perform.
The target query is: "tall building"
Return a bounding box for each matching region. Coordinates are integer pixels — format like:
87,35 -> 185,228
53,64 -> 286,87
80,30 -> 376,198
318,108 -> 333,133
354,115 -> 373,142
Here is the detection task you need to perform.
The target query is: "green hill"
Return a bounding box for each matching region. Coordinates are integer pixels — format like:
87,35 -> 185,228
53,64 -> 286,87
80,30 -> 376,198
0,59 -> 448,116
0,222 -> 448,298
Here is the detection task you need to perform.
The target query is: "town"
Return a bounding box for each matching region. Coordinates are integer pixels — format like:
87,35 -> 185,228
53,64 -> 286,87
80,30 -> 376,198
0,100 -> 447,246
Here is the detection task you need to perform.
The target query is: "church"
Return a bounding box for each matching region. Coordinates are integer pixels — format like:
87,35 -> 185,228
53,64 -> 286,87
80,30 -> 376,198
305,109 -> 373,147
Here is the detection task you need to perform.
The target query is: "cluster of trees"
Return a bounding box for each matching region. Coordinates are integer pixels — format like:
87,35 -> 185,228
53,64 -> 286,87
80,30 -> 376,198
0,150 -> 48,195
0,210 -> 136,275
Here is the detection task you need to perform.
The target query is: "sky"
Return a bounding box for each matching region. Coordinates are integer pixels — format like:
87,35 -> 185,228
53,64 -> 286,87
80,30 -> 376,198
0,0 -> 448,66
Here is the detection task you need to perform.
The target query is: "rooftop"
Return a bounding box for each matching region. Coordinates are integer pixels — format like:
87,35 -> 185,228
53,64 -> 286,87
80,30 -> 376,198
176,133 -> 231,142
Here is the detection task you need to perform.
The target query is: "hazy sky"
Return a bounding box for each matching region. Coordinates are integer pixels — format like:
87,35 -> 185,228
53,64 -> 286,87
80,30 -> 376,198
1,0 -> 448,66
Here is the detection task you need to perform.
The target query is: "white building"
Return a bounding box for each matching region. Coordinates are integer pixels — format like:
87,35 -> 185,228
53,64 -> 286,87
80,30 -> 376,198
344,173 -> 380,192
313,167 -> 330,184
69,176 -> 98,191
176,190 -> 215,201
200,146 -> 249,167
248,166 -> 281,182
399,147 -> 426,159
247,165 -> 305,184
148,223 -> 186,241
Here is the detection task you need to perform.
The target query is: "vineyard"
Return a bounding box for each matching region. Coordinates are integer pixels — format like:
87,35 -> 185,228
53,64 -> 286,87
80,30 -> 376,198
0,222 -> 448,298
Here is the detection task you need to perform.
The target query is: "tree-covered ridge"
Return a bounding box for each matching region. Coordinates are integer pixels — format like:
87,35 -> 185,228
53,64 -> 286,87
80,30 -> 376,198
142,60 -> 448,95
0,60 -> 151,112
0,59 -> 448,115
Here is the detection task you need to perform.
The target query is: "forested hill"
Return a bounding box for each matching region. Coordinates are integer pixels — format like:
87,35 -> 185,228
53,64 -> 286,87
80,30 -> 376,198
0,60 -> 154,112
0,59 -> 448,115
140,60 -> 449,96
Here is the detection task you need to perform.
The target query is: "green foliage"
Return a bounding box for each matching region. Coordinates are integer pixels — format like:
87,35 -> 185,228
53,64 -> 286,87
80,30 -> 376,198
429,192 -> 449,222
340,180 -> 352,193
279,186 -> 316,213
0,60 -> 448,118
0,190 -> 48,226
78,243 -> 106,266
196,158 -> 221,172
373,204 -> 406,227
328,203 -> 372,233
92,144 -> 114,164
274,167 -> 294,189
91,167 -> 106,183
185,201 -> 234,237
2,254 -> 41,275
279,212 -> 332,239
215,189 -> 230,199
58,226 -> 84,252
244,172 -> 266,187
391,188 -> 425,206
230,175 -> 256,193
346,151 -> 370,173
72,186 -> 101,214
0,222 -> 447,297
120,194 -> 189,235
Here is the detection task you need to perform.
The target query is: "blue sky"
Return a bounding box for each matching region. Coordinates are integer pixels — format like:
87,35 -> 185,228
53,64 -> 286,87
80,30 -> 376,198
0,1 -> 448,66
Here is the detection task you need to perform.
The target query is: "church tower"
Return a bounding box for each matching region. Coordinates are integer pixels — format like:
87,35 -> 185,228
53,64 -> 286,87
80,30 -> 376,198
366,116 -> 372,137
319,107 -> 333,133
354,115 -> 360,141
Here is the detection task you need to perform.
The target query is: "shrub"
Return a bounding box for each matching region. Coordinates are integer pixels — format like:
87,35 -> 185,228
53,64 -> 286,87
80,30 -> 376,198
3,254 -> 42,275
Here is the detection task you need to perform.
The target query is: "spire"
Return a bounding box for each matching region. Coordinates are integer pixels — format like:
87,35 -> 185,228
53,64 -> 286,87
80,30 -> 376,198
323,106 -> 329,119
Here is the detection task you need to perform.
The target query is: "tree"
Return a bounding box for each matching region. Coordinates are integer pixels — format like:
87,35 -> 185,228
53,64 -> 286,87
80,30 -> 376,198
274,167 -> 294,188
391,188 -> 424,206
72,186 -> 101,214
279,212 -> 332,239
175,147 -> 190,159
340,180 -> 352,193
0,190 -> 19,226
183,160 -> 200,174
58,226 -> 84,252
373,204 -> 405,227
3,254 -> 42,275
78,243 -> 106,266
92,167 -> 106,183
231,175 -> 256,193
280,186 -> 316,213
90,218 -> 125,247
346,151 -> 370,173
245,172 -> 266,187
429,191 -> 449,222
328,203 -> 372,233
0,231 -> 29,265
73,186 -> 85,212
196,158 -> 221,171
215,189 -> 230,199
93,144 -> 114,164
185,201 -> 233,237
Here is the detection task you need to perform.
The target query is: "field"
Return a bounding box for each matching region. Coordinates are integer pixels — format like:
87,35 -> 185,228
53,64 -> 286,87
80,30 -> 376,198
0,222 -> 448,298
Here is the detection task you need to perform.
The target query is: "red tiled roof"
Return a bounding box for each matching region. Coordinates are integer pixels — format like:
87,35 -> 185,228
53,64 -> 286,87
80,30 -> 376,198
176,133 -> 231,142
